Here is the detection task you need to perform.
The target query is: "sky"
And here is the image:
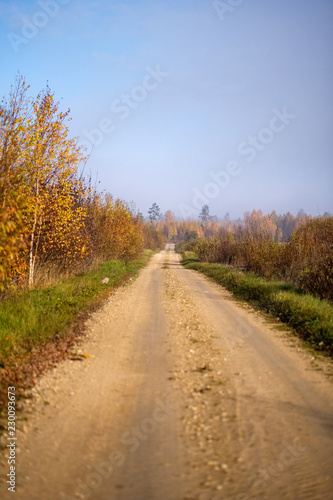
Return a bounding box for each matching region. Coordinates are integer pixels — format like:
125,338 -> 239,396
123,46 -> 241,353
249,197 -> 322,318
1,0 -> 332,219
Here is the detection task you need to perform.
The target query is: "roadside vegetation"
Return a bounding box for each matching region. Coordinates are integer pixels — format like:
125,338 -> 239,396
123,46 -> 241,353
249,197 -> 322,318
178,212 -> 333,355
0,252 -> 153,363
178,213 -> 333,302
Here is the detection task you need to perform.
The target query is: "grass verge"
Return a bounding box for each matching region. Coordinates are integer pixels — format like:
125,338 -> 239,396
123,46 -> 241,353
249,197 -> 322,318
182,259 -> 333,355
0,251 -> 153,417
0,251 -> 153,362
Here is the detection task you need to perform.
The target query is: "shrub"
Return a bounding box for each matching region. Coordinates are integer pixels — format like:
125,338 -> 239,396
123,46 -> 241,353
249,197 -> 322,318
186,216 -> 333,303
288,218 -> 333,301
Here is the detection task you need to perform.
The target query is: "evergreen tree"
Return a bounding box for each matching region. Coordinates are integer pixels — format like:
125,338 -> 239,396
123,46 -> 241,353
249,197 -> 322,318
148,202 -> 162,222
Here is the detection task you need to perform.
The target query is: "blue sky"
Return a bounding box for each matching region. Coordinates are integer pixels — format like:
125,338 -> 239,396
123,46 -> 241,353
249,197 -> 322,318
1,0 -> 332,219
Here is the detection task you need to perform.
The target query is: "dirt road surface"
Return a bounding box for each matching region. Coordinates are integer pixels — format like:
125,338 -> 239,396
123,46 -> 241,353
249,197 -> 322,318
1,244 -> 333,500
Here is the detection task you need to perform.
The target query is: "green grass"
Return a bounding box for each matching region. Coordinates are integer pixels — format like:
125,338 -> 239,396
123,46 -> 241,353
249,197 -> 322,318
0,251 -> 153,363
182,260 -> 333,354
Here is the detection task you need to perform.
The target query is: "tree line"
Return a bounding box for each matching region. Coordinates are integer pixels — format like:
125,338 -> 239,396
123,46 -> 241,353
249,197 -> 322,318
147,204 -> 331,245
178,209 -> 333,302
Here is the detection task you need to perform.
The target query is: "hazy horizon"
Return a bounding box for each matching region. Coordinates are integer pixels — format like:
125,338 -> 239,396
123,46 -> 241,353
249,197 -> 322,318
1,0 -> 332,219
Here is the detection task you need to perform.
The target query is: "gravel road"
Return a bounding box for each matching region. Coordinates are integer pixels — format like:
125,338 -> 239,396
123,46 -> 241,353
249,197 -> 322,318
1,244 -> 333,500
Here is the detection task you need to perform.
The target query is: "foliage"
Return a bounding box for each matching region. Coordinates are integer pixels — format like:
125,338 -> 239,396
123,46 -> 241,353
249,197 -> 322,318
22,86 -> 88,285
178,210 -> 333,302
0,76 -> 151,292
86,192 -> 144,262
0,79 -> 29,289
288,218 -> 333,301
142,223 -> 166,250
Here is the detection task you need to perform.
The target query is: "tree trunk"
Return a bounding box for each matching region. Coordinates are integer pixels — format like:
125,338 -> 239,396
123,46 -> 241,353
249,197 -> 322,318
28,179 -> 39,288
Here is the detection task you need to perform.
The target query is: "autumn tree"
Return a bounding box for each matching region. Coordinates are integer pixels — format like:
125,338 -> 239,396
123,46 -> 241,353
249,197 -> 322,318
279,212 -> 296,240
19,85 -> 88,285
0,77 -> 89,287
160,210 -> 178,240
0,78 -> 30,288
85,192 -> 144,262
